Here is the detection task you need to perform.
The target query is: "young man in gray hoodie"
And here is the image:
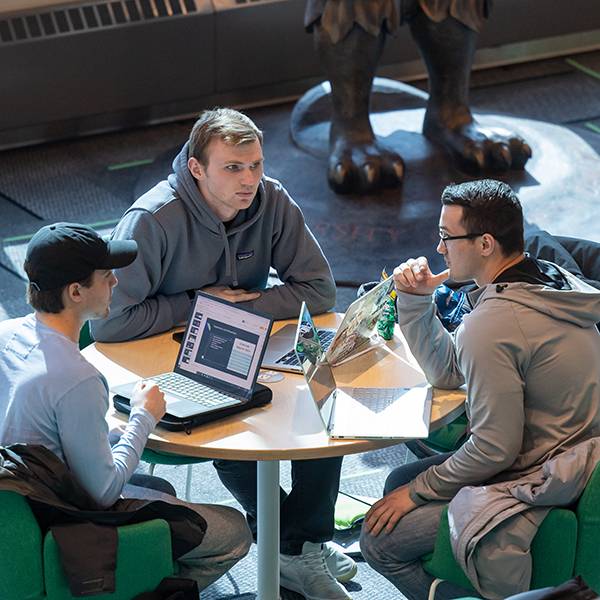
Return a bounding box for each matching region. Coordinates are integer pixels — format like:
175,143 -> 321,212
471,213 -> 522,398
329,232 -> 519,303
360,179 -> 600,600
91,109 -> 355,600
91,109 -> 336,343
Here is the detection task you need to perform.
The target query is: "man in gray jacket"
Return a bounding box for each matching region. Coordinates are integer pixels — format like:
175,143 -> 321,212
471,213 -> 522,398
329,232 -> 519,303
92,109 -> 354,600
360,179 -> 600,600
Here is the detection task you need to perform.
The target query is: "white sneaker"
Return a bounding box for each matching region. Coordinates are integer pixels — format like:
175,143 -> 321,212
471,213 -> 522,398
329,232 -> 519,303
322,542 -> 358,582
280,541 -> 352,600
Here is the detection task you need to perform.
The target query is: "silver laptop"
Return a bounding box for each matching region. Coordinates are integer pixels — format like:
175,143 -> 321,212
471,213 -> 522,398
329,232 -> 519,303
294,302 -> 431,440
262,276 -> 395,373
111,291 -> 273,418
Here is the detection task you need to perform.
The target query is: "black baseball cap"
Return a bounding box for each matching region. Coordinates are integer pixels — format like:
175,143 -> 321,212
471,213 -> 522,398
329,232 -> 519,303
24,223 -> 138,292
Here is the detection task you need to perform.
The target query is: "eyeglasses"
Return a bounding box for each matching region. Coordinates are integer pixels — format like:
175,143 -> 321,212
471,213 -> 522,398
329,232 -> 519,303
438,232 -> 485,248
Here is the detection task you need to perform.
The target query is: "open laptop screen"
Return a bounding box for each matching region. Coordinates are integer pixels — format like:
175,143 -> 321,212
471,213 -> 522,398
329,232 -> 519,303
294,302 -> 337,428
175,292 -> 272,398
326,276 -> 394,364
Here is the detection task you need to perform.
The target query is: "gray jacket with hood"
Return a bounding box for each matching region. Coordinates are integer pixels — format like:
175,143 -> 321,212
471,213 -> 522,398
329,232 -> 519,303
91,143 -> 336,342
398,262 -> 600,505
448,435 -> 600,599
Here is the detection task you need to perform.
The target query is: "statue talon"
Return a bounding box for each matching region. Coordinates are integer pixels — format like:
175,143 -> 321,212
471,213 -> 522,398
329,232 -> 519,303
424,114 -> 532,173
327,136 -> 405,194
510,138 -> 533,170
490,143 -> 512,171
306,0 -> 532,195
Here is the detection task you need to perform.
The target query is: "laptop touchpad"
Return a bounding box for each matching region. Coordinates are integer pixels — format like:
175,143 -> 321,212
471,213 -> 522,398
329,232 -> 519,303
166,397 -> 204,418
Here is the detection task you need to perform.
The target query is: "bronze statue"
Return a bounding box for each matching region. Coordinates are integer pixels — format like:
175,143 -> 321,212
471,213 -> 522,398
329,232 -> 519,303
306,0 -> 532,194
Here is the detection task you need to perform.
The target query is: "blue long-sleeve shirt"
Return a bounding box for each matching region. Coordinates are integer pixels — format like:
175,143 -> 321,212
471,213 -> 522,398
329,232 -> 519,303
0,314 -> 157,508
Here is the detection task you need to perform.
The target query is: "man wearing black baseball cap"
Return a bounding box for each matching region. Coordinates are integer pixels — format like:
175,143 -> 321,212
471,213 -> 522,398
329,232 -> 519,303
0,222 -> 252,589
25,222 -> 138,290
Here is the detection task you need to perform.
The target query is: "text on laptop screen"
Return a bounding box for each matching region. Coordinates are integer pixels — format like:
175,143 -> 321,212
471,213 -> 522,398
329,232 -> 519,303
176,293 -> 271,395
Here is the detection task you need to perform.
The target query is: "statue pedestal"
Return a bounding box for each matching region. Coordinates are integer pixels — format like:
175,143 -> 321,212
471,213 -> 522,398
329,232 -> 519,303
291,77 -> 600,244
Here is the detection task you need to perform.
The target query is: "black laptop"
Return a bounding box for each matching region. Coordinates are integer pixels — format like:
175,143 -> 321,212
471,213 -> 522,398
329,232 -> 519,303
111,291 -> 273,426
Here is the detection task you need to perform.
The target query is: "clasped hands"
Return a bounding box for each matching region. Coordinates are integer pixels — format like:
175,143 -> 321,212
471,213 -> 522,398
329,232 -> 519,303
201,285 -> 261,303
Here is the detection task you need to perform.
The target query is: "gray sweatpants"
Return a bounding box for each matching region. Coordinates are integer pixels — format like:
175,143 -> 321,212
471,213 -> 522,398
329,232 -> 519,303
123,482 -> 252,590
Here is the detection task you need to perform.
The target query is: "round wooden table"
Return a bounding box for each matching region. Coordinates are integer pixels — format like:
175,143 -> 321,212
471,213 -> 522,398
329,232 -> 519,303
83,313 -> 465,600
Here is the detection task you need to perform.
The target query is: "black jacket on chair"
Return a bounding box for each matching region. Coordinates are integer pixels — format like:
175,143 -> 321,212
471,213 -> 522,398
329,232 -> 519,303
0,444 -> 206,596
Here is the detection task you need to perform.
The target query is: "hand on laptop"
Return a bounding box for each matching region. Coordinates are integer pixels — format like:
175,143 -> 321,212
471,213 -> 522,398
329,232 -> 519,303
201,285 -> 262,303
363,484 -> 417,536
131,380 -> 166,421
393,257 -> 449,296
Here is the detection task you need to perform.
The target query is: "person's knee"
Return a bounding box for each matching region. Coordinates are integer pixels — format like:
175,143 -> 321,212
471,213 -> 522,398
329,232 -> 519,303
213,458 -> 255,481
360,526 -> 390,573
128,473 -> 177,497
222,506 -> 253,559
384,467 -> 412,495
151,477 -> 177,497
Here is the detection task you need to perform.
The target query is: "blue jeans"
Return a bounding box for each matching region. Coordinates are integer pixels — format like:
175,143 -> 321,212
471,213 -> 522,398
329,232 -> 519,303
213,457 -> 343,555
360,453 -> 480,600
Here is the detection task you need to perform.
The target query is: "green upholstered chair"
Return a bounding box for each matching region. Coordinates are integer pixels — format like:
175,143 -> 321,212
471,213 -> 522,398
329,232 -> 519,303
421,461 -> 600,598
573,460 -> 600,590
0,490 -> 175,600
78,321 -> 94,350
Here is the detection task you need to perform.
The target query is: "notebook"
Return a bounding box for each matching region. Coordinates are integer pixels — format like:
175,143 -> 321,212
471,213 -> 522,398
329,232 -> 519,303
111,291 -> 273,419
294,301 -> 431,440
262,276 -> 394,373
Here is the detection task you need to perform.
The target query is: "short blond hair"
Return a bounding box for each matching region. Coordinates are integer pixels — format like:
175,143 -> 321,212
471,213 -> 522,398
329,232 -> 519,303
188,108 -> 263,165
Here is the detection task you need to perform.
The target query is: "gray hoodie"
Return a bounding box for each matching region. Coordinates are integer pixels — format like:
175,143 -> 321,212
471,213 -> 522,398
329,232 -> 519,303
396,263 -> 600,505
91,144 -> 336,342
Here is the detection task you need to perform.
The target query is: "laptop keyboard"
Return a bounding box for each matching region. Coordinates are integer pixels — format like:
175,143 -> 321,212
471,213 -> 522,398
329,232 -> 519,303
151,372 -> 241,408
276,329 -> 336,366
350,387 -> 409,414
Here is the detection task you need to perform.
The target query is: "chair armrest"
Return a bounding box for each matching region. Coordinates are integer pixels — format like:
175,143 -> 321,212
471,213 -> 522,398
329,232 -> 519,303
574,462 -> 600,590
421,507 -> 474,591
422,505 -> 578,593
0,491 -> 45,600
44,518 -> 175,600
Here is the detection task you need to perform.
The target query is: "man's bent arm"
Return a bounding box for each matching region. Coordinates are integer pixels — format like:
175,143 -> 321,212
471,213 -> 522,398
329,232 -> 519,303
396,291 -> 465,389
409,310 -> 526,504
56,376 -> 158,508
91,211 -> 190,342
246,271 -> 336,320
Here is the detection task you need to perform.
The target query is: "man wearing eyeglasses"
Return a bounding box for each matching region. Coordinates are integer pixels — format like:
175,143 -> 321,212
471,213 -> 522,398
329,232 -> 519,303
360,179 -> 600,600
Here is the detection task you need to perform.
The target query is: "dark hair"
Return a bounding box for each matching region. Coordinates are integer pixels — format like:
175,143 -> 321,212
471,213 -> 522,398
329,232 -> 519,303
188,108 -> 263,166
26,271 -> 94,314
441,179 -> 524,256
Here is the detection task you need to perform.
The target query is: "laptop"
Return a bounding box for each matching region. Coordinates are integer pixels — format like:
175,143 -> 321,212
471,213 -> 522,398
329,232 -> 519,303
262,276 -> 395,373
111,291 -> 273,419
294,302 -> 432,440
